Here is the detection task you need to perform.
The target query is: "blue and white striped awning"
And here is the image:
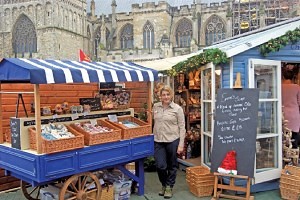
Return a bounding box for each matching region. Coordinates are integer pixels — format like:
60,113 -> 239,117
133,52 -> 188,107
0,58 -> 158,84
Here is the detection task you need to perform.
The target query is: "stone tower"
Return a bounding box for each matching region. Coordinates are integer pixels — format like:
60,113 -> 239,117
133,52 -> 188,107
0,0 -> 88,60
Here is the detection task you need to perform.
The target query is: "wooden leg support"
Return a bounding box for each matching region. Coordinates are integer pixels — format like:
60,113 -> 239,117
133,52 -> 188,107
211,173 -> 254,200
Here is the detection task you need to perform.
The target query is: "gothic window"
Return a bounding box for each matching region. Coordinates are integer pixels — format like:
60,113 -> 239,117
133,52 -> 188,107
94,26 -> 101,58
143,21 -> 154,49
205,15 -> 226,46
12,14 -> 37,56
120,23 -> 133,49
175,18 -> 192,48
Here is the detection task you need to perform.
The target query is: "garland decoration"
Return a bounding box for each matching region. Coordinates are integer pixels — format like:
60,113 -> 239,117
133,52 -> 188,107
259,27 -> 300,56
165,48 -> 229,76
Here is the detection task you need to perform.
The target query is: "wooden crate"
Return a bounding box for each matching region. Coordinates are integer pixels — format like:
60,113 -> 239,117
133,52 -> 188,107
70,119 -> 122,146
106,116 -> 151,139
28,125 -> 84,154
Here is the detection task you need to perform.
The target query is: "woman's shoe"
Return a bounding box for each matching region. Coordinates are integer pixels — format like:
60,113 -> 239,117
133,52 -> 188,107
158,186 -> 166,196
164,186 -> 173,199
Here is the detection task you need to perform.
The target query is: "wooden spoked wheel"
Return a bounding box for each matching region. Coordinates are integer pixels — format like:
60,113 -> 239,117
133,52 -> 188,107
21,180 -> 42,200
59,172 -> 101,200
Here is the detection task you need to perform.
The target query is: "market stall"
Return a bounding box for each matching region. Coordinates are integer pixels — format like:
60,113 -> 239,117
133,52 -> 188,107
140,16 -> 300,191
0,58 -> 158,199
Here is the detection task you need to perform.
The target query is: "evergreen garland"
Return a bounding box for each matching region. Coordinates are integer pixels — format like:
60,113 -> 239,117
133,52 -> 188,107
165,48 -> 229,76
259,27 -> 300,56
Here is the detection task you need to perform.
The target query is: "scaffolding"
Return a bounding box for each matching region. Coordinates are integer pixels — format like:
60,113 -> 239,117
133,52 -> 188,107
232,0 -> 299,36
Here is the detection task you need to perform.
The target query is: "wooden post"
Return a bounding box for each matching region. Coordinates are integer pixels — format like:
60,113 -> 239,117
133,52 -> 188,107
147,81 -> 152,125
0,83 -> 3,143
211,173 -> 254,200
34,84 -> 42,154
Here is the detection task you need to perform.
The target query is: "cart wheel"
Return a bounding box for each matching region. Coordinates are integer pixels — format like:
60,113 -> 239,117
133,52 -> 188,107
59,172 -> 101,200
21,180 -> 42,200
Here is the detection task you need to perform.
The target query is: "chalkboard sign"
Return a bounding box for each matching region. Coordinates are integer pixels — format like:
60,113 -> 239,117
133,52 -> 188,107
79,98 -> 101,111
10,118 -> 21,149
211,88 -> 259,178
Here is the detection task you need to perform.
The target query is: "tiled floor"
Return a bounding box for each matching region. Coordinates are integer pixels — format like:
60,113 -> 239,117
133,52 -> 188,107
0,170 -> 282,200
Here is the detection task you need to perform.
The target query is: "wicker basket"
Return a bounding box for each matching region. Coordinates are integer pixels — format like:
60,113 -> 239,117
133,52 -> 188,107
90,184 -> 114,200
189,182 -> 214,197
125,162 -> 135,171
280,165 -> 300,199
70,120 -> 122,146
280,186 -> 300,200
106,116 -> 151,139
186,166 -> 214,197
28,125 -> 84,154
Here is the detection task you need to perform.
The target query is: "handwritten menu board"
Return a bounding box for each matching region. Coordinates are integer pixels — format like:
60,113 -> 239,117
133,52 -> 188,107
10,118 -> 21,149
79,98 -> 101,111
211,89 -> 259,178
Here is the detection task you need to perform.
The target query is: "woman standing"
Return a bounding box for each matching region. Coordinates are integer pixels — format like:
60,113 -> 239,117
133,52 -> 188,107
152,85 -> 186,199
282,65 -> 300,148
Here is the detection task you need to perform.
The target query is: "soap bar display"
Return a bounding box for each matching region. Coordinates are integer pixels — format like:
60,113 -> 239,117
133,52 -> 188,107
73,122 -> 113,134
70,120 -> 122,146
41,123 -> 75,140
106,116 -> 151,139
118,120 -> 140,128
28,123 -> 84,154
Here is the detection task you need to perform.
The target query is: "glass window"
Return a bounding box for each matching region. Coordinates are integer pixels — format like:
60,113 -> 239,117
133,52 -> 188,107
12,14 -> 37,55
175,18 -> 192,48
120,23 -> 133,49
202,70 -> 212,100
203,135 -> 212,166
254,65 -> 278,99
143,21 -> 154,49
256,137 -> 278,170
205,15 -> 226,46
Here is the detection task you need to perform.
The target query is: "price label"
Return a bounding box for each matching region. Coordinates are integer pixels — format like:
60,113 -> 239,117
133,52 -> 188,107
71,113 -> 79,121
90,119 -> 97,126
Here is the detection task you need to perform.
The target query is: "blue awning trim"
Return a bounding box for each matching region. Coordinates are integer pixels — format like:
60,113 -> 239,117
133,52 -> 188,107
0,58 -> 158,84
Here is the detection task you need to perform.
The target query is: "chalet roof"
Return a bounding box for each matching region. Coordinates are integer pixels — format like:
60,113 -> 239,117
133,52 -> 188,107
204,17 -> 300,58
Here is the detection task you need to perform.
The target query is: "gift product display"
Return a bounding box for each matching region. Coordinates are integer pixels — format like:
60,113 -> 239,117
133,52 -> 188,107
70,120 -> 122,146
106,116 -> 151,139
28,124 -> 84,154
40,123 -> 75,140
100,90 -> 131,110
173,72 -> 201,161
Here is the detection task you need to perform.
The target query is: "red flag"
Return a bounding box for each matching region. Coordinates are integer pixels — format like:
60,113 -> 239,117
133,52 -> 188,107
79,49 -> 91,62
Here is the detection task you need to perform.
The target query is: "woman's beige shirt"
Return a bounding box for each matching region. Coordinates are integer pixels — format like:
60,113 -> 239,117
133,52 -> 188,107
153,101 -> 186,148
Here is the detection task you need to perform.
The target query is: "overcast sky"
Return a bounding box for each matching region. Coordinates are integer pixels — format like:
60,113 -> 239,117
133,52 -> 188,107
87,0 -> 220,15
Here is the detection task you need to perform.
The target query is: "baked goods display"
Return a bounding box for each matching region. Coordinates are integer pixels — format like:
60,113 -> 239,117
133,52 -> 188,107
100,91 -> 130,110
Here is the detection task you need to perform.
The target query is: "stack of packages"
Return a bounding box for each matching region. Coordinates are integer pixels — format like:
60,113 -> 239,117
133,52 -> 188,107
102,169 -> 132,200
280,165 -> 300,200
186,166 -> 215,197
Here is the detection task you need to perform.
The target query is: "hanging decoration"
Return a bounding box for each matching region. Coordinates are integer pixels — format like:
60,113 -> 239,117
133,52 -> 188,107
165,48 -> 229,76
259,28 -> 300,56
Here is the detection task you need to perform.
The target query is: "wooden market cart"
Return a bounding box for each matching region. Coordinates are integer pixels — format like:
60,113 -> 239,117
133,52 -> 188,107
0,58 -> 158,200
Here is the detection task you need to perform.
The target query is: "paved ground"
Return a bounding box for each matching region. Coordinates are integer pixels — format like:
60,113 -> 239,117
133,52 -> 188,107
0,170 -> 282,200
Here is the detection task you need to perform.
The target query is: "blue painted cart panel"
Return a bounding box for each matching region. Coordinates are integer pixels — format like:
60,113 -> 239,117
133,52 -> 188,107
0,135 -> 154,187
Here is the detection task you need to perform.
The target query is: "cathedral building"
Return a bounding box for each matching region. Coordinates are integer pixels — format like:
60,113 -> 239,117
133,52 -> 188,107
0,0 -> 299,62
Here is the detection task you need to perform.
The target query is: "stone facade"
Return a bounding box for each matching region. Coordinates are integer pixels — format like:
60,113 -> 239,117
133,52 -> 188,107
0,0 -> 298,61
